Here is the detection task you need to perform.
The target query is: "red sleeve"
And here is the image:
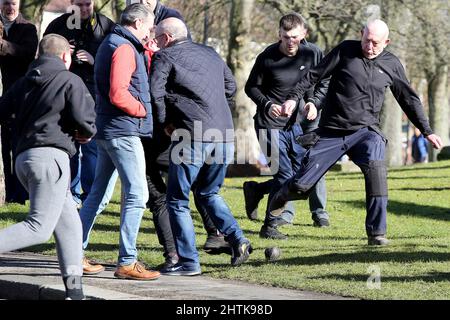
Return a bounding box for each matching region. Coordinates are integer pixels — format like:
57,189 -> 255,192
109,44 -> 146,117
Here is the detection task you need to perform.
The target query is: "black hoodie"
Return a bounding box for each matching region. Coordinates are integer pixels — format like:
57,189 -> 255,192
0,55 -> 96,157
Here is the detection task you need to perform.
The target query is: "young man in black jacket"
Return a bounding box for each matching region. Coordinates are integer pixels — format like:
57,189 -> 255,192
244,13 -> 330,240
269,19 -> 443,246
0,34 -> 97,300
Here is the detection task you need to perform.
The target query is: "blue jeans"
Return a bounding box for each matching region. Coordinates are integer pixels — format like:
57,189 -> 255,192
166,141 -> 244,268
257,123 -> 328,226
70,139 -> 98,204
79,136 -> 147,266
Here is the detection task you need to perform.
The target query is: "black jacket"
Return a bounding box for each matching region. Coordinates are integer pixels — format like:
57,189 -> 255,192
150,39 -> 236,142
0,14 -> 38,92
0,55 -> 96,157
245,40 -> 328,130
288,40 -> 433,135
44,12 -> 115,95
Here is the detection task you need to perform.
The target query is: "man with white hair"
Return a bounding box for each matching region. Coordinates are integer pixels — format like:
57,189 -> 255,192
269,19 -> 443,246
151,17 -> 252,275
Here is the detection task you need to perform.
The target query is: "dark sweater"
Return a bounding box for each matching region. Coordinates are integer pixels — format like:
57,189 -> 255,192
288,40 -> 433,135
245,41 -> 328,130
150,39 -> 236,142
0,55 -> 96,157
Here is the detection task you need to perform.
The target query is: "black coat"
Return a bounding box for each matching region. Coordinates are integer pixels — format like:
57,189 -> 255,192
0,14 -> 38,92
150,40 -> 236,142
0,55 -> 96,157
288,40 -> 433,135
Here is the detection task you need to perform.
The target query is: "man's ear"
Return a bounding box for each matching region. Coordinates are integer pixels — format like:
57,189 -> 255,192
384,39 -> 391,46
62,51 -> 72,69
134,18 -> 142,30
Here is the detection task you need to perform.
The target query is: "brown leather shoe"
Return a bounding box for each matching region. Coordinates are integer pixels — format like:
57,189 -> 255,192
82,257 -> 105,275
114,261 -> 160,281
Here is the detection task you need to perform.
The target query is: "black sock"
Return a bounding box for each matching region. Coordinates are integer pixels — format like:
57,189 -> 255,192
63,275 -> 85,300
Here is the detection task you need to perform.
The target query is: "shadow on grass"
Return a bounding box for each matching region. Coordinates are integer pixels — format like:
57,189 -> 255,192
90,223 -> 156,235
277,250 -> 450,265
341,199 -> 450,222
0,211 -> 28,223
204,250 -> 450,270
308,271 -> 450,283
21,242 -> 163,254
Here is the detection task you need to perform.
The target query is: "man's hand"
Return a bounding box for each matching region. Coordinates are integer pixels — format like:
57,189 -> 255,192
75,49 -> 95,65
74,131 -> 92,144
269,104 -> 283,118
426,134 -> 443,149
281,100 -> 296,117
303,102 -> 318,121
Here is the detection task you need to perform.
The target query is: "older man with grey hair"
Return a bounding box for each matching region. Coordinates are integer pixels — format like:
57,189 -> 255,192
269,19 -> 443,246
78,3 -> 160,281
151,17 -> 252,276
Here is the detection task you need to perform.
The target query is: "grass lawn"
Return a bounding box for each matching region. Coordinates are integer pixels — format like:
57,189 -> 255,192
1,160 -> 449,300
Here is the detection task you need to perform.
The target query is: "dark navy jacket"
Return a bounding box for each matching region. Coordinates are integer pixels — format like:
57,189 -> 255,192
150,39 -> 236,142
94,25 -> 152,140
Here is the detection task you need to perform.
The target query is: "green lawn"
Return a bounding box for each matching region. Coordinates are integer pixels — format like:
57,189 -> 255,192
1,160 -> 449,300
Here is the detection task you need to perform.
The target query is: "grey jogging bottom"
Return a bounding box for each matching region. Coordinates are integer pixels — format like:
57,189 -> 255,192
0,147 -> 83,278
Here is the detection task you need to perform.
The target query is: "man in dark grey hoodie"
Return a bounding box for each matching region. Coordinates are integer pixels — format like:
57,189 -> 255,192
0,34 -> 96,300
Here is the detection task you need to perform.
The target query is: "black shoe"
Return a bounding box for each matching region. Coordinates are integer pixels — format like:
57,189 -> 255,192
204,233 -> 231,255
313,218 -> 330,228
161,263 -> 202,276
243,181 -> 263,220
368,235 -> 390,246
157,253 -> 179,271
259,225 -> 288,240
230,239 -> 253,266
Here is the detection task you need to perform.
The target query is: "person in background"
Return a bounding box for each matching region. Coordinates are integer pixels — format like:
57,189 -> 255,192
243,13 -> 330,240
0,0 -> 38,204
411,127 -> 429,163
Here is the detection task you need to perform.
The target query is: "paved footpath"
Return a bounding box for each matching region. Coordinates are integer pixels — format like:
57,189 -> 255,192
0,252 -> 352,300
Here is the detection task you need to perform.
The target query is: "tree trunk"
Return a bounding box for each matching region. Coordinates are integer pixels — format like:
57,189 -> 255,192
227,0 -> 260,167
379,3 -> 410,167
428,64 -> 449,161
380,91 -> 404,166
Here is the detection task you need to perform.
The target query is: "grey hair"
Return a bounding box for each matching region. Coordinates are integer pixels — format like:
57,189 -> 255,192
156,17 -> 188,40
120,3 -> 154,26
